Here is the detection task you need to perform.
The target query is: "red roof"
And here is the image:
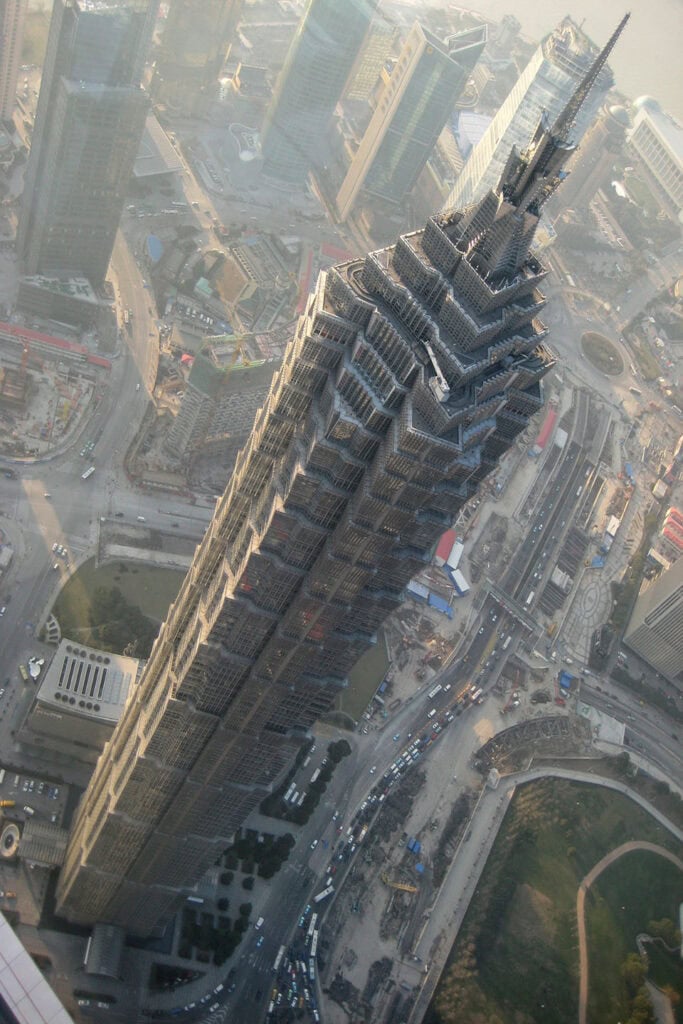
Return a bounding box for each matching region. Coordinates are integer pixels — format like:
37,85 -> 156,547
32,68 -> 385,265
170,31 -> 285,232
662,527 -> 683,550
0,319 -> 110,369
666,506 -> 683,527
435,529 -> 457,562
663,517 -> 683,541
535,408 -> 557,450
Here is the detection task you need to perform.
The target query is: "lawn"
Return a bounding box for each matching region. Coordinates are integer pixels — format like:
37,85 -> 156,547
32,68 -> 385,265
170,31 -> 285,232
427,778 -> 681,1024
580,331 -> 624,376
340,629 -> 390,721
53,556 -> 184,644
586,851 -> 683,1023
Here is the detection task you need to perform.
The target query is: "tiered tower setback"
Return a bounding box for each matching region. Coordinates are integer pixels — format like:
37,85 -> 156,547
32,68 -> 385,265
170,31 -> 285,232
56,16 -> 628,935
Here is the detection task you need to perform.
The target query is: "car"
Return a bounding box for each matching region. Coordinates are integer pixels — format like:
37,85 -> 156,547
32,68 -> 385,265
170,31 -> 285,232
369,765 -> 377,774
0,607 -> 5,617
392,733 -> 400,741
310,839 -> 318,850
478,627 -> 484,634
51,542 -> 59,552
256,936 -> 264,948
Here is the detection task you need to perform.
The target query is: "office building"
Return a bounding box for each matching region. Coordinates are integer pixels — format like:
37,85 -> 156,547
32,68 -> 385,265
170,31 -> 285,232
261,0 -> 379,185
551,102 -> 630,221
337,22 -> 486,220
628,96 -> 683,221
344,12 -> 397,102
444,16 -> 620,212
0,0 -> 26,122
152,0 -> 241,115
55,25 -> 626,934
624,558 -> 683,684
17,1 -> 152,286
18,640 -> 140,765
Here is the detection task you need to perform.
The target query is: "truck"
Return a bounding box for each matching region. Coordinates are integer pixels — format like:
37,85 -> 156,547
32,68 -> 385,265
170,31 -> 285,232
0,799 -> 15,808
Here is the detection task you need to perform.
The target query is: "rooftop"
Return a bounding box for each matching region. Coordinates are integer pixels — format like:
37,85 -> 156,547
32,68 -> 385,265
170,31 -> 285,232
0,913 -> 74,1024
35,640 -> 140,724
134,114 -> 183,179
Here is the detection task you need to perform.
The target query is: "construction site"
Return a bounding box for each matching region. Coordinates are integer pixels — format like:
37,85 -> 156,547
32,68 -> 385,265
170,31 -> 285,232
0,320 -> 110,458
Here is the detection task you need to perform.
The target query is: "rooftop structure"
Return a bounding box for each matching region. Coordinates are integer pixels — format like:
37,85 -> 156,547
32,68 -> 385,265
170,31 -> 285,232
54,31 -> 623,934
133,113 -> 183,179
0,912 -> 75,1024
19,640 -> 140,764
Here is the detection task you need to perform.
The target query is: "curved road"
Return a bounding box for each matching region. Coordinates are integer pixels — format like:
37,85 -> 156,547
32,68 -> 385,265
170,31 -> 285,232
577,841 -> 683,1024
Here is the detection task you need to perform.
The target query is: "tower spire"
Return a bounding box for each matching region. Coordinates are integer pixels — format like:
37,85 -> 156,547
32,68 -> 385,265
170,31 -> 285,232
552,13 -> 631,142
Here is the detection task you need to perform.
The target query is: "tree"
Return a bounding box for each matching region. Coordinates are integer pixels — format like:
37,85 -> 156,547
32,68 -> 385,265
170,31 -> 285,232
621,954 -> 646,996
241,876 -> 254,891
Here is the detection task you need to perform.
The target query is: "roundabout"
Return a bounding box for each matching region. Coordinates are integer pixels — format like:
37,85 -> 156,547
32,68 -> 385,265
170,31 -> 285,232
580,331 -> 625,376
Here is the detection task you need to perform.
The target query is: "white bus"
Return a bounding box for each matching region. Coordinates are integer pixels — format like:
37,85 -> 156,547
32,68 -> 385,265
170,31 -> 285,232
313,885 -> 334,903
427,684 -> 443,699
502,635 -> 512,650
525,590 -> 535,607
81,466 -> 95,480
273,945 -> 285,972
307,912 -> 318,939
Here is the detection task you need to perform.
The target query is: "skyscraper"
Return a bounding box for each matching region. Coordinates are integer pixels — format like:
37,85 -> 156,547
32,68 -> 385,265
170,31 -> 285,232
152,0 -> 241,116
0,0 -> 26,122
444,16 -> 620,212
17,1 -> 153,286
336,22 -> 486,220
550,102 -> 631,223
56,22 -> 626,936
624,558 -> 683,683
344,12 -> 397,103
261,0 -> 379,185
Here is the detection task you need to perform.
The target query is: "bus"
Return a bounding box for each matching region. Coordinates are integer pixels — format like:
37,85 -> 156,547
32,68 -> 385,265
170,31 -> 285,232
525,590 -> 535,607
123,309 -> 129,328
0,769 -> 5,784
313,885 -> 334,903
427,684 -> 443,700
502,635 -> 512,650
81,466 -> 95,480
307,913 -> 318,939
629,386 -> 643,397
470,688 -> 483,704
273,945 -> 285,972
171,200 -> 188,209
310,930 -> 319,958
18,665 -> 29,682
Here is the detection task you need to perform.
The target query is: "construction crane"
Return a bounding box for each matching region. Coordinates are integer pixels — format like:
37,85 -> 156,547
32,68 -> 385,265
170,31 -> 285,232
381,872 -> 418,894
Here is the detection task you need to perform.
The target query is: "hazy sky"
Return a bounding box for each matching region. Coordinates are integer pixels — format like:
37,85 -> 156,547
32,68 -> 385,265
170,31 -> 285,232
413,0 -> 683,120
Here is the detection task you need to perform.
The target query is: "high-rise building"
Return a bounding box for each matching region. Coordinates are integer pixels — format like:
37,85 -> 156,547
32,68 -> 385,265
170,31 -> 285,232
261,0 -> 379,185
0,0 -> 26,122
336,22 -> 486,220
344,12 -> 397,103
550,102 -> 630,221
17,1 -> 153,286
152,0 -> 241,116
624,558 -> 683,684
444,16 -> 621,212
628,96 -> 683,221
55,23 -> 626,936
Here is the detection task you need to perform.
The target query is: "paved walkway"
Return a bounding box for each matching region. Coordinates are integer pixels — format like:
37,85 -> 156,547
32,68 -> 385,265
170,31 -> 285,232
577,841 -> 683,1024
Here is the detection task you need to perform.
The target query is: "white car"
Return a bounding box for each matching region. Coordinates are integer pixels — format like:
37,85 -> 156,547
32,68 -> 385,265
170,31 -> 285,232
310,839 -> 318,850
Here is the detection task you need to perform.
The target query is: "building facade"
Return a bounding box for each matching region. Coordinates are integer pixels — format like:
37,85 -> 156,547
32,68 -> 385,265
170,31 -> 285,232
0,0 -> 26,122
344,12 -> 397,103
17,1 -> 153,286
549,102 -> 630,222
444,17 -> 617,212
54,26 -> 630,933
152,0 -> 241,116
628,96 -> 683,221
261,0 -> 379,185
624,558 -> 683,684
336,22 -> 486,220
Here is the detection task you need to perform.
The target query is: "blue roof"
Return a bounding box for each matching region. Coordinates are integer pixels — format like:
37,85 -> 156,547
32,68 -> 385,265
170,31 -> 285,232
428,593 -> 453,618
146,234 -> 163,263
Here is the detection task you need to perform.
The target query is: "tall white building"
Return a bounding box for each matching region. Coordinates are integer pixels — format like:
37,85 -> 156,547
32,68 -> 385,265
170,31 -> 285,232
444,17 -> 616,211
0,0 -> 26,122
628,96 -> 683,221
